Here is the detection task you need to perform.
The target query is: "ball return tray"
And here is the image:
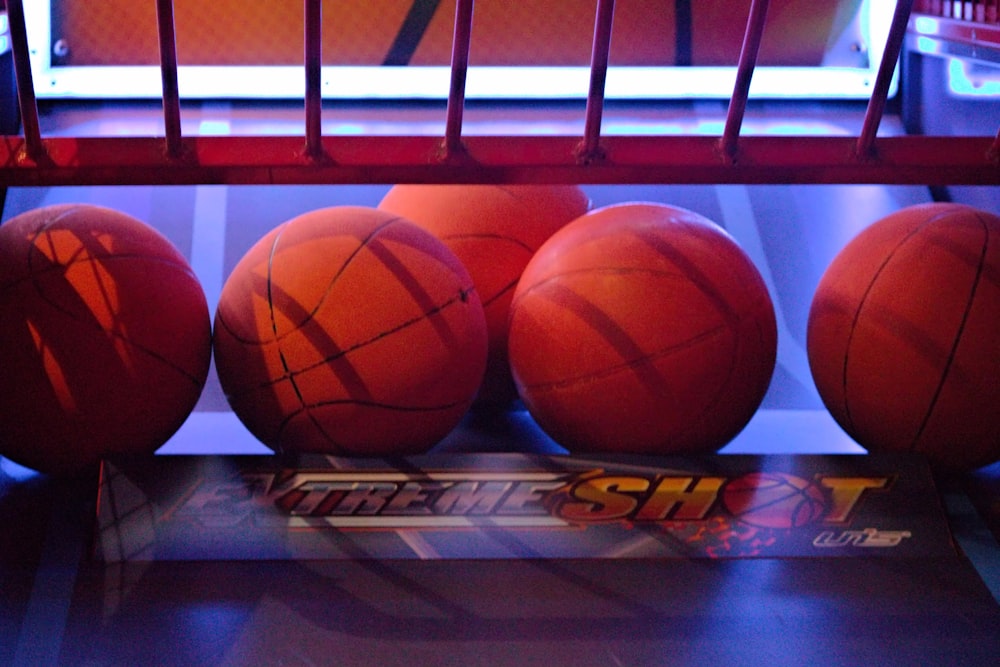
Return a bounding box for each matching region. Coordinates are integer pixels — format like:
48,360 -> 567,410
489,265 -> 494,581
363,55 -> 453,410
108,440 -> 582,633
6,446 -> 1000,665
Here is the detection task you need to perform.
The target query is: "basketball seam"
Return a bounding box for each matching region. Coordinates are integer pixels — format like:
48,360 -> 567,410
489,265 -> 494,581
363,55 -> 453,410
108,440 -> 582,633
16,209 -> 194,281
218,290 -> 477,405
21,205 -> 198,279
275,397 -> 468,449
439,231 -> 531,309
271,217 -> 401,339
273,398 -> 469,456
219,216 -> 405,347
519,323 -> 729,392
911,211 -> 990,450
495,186 -> 526,203
484,278 -> 519,309
841,207 -> 986,450
287,396 -> 470,414
22,306 -> 208,387
668,301 -> 774,449
514,264 -> 758,392
11,218 -> 207,386
261,215 -> 477,451
632,224 -> 744,330
227,288 -> 477,399
265,221 -> 322,451
512,266 -> 722,311
841,210 -> 944,436
3,253 -> 200,294
441,231 -> 533,253
667,325 -> 744,448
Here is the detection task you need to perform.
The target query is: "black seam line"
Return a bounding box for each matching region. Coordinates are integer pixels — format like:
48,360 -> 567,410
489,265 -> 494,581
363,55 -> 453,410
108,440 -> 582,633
5,253 -> 200,293
483,278 -> 518,309
16,212 -> 205,386
284,396 -> 469,418
227,285 -> 476,397
296,217 -> 403,334
911,212 -> 990,448
521,323 -> 728,393
440,232 -> 533,253
265,223 -> 313,449
273,395 -> 469,455
841,222 -> 929,434
263,215 -> 459,450
383,0 -> 443,66
221,215 -> 469,350
841,208 -> 983,443
511,265 -> 738,313
265,216 -> 393,393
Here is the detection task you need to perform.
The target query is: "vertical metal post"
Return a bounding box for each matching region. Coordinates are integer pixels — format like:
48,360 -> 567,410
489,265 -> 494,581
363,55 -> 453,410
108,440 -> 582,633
304,0 -> 324,159
5,0 -> 45,160
155,0 -> 183,158
577,0 -> 616,162
720,0 -> 770,159
857,0 -> 915,157
443,0 -> 474,158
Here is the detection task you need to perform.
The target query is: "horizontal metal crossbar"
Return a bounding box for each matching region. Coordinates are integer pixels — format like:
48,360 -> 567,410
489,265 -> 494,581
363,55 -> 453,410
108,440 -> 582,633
1,134 -> 996,186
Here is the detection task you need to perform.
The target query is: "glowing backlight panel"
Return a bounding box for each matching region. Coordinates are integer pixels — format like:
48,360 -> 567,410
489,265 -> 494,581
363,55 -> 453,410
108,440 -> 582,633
24,1 -> 897,100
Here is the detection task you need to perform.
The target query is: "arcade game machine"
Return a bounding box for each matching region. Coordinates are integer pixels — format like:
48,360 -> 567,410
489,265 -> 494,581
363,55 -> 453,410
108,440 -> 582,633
1,1 -> 999,664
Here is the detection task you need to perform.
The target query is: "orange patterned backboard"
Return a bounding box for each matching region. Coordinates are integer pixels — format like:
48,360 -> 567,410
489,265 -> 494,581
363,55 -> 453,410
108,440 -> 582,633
50,0 -> 857,68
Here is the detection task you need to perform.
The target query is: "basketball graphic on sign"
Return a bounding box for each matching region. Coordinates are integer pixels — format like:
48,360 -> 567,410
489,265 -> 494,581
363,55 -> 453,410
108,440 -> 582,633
721,472 -> 828,529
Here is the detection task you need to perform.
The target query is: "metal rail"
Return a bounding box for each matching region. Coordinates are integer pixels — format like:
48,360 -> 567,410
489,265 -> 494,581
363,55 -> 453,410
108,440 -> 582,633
155,0 -> 183,159
857,0 -> 916,157
1,0 -> 997,187
304,0 -> 324,160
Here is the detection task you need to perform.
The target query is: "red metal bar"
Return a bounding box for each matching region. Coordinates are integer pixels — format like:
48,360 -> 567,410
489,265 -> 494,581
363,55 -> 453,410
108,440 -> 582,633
858,0 -> 916,157
0,135 -> 996,186
443,0 -> 475,158
5,0 -> 44,160
720,0 -> 770,159
304,0 -> 324,159
155,0 -> 183,158
579,0 -> 616,162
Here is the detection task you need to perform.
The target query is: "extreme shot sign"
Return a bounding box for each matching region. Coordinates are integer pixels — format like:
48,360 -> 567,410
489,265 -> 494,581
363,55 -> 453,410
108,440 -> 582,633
95,453 -> 957,562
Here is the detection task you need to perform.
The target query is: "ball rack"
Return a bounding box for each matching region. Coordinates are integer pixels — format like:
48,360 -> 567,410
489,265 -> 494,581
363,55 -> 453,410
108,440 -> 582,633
0,0 -> 998,188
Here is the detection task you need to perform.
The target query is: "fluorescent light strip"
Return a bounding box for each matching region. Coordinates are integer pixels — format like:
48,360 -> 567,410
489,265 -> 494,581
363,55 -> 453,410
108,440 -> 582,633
31,64 -> 895,101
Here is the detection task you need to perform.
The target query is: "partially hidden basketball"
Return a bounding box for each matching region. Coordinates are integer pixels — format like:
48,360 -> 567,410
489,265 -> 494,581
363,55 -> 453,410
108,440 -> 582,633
0,204 -> 212,476
508,202 -> 777,454
378,185 -> 591,406
212,205 -> 488,456
721,472 -> 828,529
807,203 -> 1000,470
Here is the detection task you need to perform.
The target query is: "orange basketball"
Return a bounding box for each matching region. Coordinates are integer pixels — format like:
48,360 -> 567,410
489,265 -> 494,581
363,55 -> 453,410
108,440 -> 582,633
508,202 -> 777,454
807,203 -> 1000,470
213,205 -> 488,456
0,204 -> 212,476
378,184 -> 590,406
